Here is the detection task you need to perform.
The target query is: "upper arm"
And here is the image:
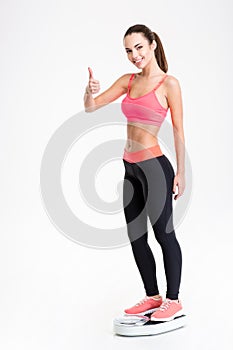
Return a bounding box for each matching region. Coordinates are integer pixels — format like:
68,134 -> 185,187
92,74 -> 130,110
166,76 -> 184,132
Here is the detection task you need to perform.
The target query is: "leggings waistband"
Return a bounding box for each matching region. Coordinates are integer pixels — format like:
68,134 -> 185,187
123,144 -> 163,163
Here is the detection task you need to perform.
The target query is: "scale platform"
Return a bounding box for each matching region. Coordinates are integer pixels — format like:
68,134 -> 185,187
113,311 -> 187,336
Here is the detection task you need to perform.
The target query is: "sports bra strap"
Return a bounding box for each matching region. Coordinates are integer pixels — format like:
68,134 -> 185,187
127,73 -> 167,92
128,73 -> 135,90
153,74 -> 168,91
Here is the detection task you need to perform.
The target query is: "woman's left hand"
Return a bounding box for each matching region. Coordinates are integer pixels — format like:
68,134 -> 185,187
172,173 -> 185,200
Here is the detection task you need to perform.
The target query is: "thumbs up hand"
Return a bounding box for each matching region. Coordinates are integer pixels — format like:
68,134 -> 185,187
86,67 -> 100,94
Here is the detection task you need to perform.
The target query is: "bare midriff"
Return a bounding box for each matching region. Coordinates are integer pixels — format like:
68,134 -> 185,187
125,121 -> 161,152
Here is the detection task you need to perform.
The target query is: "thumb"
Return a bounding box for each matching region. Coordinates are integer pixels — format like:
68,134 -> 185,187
88,67 -> 94,80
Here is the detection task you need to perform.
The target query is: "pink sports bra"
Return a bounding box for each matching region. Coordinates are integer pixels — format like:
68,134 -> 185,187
121,73 -> 169,126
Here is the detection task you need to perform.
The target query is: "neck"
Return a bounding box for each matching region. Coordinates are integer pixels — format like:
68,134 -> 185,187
139,57 -> 164,78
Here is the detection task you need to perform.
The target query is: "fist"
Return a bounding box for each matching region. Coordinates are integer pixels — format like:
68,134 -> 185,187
86,67 -> 100,94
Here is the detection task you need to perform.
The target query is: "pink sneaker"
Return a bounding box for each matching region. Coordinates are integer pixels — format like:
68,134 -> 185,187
124,296 -> 163,316
150,298 -> 183,322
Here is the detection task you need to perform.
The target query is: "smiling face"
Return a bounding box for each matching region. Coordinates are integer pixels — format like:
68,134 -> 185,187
123,32 -> 156,68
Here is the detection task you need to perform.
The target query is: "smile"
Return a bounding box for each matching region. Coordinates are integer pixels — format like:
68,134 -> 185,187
134,58 -> 143,63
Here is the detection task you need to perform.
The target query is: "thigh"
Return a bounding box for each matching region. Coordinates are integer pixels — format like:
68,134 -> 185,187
135,156 -> 174,233
123,165 -> 148,243
155,155 -> 175,235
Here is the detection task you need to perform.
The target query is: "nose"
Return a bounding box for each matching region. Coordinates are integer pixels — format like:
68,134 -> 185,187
132,52 -> 140,60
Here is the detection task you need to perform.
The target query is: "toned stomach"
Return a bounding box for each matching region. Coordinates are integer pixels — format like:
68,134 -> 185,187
125,122 -> 161,152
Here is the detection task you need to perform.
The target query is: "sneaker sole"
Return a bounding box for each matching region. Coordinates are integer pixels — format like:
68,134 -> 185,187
150,309 -> 184,322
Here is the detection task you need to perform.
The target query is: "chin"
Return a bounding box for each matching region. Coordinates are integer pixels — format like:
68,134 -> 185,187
138,60 -> 147,68
137,63 -> 146,69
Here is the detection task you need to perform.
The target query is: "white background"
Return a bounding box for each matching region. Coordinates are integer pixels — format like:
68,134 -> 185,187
1,0 -> 233,349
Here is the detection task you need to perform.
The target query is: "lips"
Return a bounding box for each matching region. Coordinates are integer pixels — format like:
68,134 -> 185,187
134,58 -> 143,64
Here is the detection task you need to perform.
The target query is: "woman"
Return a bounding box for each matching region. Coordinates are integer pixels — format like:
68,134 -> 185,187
84,24 -> 185,322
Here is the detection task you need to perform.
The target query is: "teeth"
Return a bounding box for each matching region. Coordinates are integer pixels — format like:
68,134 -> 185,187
135,58 -> 143,63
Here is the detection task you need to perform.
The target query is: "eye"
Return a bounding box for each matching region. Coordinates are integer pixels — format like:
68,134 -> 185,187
126,46 -> 143,54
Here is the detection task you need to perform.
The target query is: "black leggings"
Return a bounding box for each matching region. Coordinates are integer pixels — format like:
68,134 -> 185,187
123,154 -> 182,300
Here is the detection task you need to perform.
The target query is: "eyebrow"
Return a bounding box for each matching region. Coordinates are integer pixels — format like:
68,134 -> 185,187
125,43 -> 142,50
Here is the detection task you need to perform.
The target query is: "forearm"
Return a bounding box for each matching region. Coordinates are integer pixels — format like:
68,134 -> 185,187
84,87 -> 96,112
173,127 -> 185,175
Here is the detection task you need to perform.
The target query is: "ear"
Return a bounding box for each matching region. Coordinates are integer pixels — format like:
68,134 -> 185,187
151,39 -> 157,50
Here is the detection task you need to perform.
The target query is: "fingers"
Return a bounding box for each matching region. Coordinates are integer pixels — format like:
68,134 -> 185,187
174,186 -> 185,200
173,176 -> 185,200
173,183 -> 176,195
87,67 -> 100,95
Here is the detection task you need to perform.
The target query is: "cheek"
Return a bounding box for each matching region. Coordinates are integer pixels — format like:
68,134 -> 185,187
144,51 -> 153,59
141,50 -> 147,58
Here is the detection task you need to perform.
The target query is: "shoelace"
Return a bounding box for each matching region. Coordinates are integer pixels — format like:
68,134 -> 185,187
135,296 -> 153,306
159,299 -> 173,312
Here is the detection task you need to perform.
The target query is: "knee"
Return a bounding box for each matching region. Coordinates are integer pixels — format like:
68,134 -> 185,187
154,230 -> 176,246
129,231 -> 148,245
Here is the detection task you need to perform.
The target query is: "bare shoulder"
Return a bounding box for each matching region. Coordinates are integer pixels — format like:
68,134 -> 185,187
165,75 -> 181,93
121,73 -> 134,79
118,73 -> 134,90
107,73 -> 133,92
164,75 -> 183,114
116,73 -> 135,92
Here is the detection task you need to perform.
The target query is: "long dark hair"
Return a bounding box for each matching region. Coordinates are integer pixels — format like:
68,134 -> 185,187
123,24 -> 168,73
